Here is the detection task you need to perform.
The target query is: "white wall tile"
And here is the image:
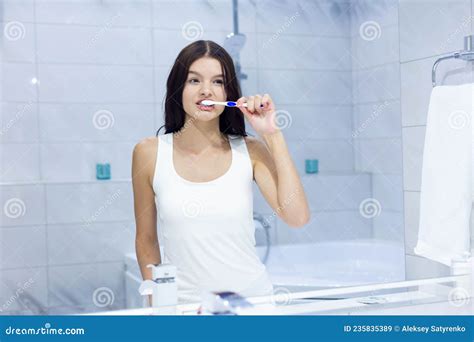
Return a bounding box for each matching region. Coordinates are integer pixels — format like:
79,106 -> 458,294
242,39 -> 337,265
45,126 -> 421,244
1,63 -> 38,102
37,24 -> 153,65
0,103 -> 38,143
351,25 -> 399,69
353,100 -> 401,138
350,0 -> 399,32
35,0 -> 152,27
152,0 -> 237,32
256,0 -> 351,37
0,0 -> 35,22
287,139 -> 355,174
399,0 -> 472,62
279,105 -> 352,140
373,211 -> 404,242
48,221 -> 134,265
46,182 -> 133,224
0,225 -> 47,269
1,22 -> 35,63
372,174 -> 404,213
402,126 -> 425,191
0,143 -> 40,182
0,184 -> 46,227
46,141 -> 136,183
39,103 -> 154,142
38,64 -> 154,103
0,267 -> 48,314
257,34 -> 351,70
48,262 -> 125,309
259,69 -> 352,105
355,138 -> 402,174
352,62 -> 400,103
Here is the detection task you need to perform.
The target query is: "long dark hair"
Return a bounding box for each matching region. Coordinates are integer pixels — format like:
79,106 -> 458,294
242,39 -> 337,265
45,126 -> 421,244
156,40 -> 249,138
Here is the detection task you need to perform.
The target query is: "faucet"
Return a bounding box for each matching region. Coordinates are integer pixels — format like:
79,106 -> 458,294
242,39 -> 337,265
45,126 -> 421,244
253,212 -> 271,264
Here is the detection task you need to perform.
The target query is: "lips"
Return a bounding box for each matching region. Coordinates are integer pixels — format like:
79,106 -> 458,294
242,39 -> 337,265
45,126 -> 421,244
196,100 -> 215,111
197,104 -> 214,111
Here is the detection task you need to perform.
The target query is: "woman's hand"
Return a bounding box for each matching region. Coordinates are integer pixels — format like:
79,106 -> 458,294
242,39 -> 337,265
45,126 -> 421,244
236,94 -> 280,137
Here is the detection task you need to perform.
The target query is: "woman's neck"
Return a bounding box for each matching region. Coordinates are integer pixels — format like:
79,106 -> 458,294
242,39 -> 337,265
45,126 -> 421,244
173,117 -> 228,154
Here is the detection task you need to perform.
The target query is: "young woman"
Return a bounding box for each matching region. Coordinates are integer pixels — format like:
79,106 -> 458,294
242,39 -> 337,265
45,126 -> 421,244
132,40 -> 310,304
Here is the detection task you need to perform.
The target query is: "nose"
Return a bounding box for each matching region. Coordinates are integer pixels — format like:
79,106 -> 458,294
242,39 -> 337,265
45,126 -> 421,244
199,82 -> 212,96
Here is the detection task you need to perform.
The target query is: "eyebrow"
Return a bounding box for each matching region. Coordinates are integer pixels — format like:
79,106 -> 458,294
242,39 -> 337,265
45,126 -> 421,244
188,70 -> 224,78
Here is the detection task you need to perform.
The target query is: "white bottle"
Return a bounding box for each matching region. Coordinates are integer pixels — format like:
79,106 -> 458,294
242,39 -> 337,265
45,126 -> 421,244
139,263 -> 177,314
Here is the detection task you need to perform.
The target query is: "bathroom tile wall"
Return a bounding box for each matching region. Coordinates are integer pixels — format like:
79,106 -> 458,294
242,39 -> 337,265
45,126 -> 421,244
399,0 -> 474,279
0,0 -> 152,314
350,0 -> 404,243
251,0 -> 375,245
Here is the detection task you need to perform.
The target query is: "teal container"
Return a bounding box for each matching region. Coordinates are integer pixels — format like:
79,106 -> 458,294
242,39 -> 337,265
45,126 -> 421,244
305,159 -> 319,174
96,163 -> 111,180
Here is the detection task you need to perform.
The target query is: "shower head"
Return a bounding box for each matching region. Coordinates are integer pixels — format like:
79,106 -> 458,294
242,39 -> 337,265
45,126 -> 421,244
223,32 -> 246,60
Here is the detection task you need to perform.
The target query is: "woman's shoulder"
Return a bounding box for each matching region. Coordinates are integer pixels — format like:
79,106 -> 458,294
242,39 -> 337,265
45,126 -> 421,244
132,136 -> 159,184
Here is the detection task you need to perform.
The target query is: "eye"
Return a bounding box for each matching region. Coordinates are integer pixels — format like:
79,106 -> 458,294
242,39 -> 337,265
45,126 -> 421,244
188,78 -> 199,84
214,79 -> 224,85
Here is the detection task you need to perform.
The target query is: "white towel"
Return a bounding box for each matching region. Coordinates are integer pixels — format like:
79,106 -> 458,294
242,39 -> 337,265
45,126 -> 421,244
414,83 -> 473,266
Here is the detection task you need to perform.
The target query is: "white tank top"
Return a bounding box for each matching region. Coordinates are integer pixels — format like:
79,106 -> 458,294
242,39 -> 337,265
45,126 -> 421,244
153,132 -> 273,304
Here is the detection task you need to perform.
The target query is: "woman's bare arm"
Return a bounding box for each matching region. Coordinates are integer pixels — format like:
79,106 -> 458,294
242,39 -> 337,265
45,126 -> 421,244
132,137 -> 161,304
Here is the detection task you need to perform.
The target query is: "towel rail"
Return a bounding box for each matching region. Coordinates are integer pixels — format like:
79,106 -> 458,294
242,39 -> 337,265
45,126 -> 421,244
432,35 -> 474,87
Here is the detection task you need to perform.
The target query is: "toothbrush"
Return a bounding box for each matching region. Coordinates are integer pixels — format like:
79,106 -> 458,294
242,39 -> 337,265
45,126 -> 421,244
200,100 -> 264,108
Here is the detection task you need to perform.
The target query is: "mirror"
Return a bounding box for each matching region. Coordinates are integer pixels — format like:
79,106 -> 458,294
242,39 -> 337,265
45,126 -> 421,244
0,0 -> 472,315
